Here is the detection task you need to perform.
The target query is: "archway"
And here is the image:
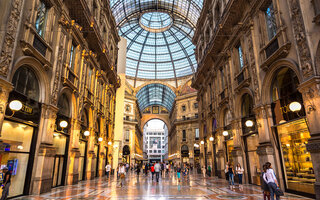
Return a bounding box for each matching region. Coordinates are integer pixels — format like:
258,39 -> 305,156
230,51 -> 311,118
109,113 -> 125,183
143,119 -> 168,163
122,145 -> 130,164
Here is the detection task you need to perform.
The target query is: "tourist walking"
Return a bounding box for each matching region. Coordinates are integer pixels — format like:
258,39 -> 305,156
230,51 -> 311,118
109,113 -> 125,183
0,167 -> 11,200
202,165 -> 206,178
236,163 -> 244,185
118,164 -> 126,187
263,162 -> 280,200
105,163 -> 111,178
261,164 -> 271,200
225,163 -> 229,181
228,162 -> 235,187
151,164 -> 155,180
207,165 -> 212,177
136,164 -> 141,177
176,163 -> 182,182
154,161 -> 161,182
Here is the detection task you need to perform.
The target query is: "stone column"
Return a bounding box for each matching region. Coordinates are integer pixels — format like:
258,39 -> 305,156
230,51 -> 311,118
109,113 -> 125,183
99,151 -> 106,177
298,77 -> 320,199
230,119 -> 244,181
66,119 -> 81,185
31,104 -> 58,194
254,105 -> 284,187
86,128 -> 95,180
216,128 -> 226,178
0,78 -> 13,136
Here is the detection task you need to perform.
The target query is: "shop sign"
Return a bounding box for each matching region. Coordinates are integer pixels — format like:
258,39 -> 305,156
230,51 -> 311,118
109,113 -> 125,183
5,91 -> 41,124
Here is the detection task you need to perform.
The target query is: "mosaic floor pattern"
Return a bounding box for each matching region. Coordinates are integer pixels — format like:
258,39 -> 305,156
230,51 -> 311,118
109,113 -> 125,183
13,171 -> 313,200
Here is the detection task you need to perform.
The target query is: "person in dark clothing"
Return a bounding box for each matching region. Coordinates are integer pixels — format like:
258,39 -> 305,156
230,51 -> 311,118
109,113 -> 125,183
1,167 -> 11,200
136,165 -> 141,177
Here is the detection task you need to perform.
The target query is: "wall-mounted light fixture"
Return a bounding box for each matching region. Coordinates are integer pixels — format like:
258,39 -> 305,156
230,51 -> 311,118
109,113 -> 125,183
84,130 -> 90,136
222,130 -> 229,136
9,100 -> 22,117
209,136 -> 214,142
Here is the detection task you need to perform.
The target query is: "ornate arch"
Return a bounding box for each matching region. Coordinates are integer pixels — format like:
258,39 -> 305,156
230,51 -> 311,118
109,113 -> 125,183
261,59 -> 302,105
10,56 -> 50,104
234,88 -> 255,118
57,87 -> 77,119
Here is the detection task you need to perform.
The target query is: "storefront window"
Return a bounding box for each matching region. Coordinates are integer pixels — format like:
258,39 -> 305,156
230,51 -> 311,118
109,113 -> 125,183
277,118 -> 315,195
0,120 -> 34,197
226,139 -> 234,163
52,134 -> 67,187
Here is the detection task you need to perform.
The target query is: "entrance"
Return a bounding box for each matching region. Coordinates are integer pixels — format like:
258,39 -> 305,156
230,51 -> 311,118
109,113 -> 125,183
79,140 -> 87,181
123,145 -> 130,164
52,133 -> 69,187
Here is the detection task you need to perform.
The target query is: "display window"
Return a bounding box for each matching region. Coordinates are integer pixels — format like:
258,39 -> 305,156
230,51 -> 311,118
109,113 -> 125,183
0,120 -> 34,197
226,139 -> 234,163
276,118 -> 314,195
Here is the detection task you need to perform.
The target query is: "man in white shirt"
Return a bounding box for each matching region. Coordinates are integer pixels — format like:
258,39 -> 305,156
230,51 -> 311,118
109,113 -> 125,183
154,161 -> 161,182
105,163 -> 111,178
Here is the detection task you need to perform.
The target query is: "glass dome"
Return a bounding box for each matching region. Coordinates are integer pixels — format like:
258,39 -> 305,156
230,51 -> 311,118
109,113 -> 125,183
140,12 -> 172,33
110,0 -> 203,81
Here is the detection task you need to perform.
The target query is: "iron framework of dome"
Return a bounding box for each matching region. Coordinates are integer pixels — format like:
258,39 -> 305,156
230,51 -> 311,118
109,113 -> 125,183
110,0 -> 203,81
136,84 -> 176,112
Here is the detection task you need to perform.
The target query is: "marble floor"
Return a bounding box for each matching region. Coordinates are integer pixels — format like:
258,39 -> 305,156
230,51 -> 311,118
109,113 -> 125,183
14,171 -> 313,200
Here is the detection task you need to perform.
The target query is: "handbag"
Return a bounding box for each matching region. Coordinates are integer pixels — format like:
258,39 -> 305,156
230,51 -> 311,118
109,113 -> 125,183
275,187 -> 284,196
120,173 -> 125,179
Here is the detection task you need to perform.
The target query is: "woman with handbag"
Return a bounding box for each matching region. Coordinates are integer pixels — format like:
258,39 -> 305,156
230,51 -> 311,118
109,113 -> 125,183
263,162 -> 281,200
261,164 -> 271,200
118,163 -> 126,187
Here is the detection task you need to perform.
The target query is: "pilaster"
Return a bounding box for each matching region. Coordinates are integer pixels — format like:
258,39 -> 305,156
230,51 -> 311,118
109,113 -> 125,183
0,78 -> 13,136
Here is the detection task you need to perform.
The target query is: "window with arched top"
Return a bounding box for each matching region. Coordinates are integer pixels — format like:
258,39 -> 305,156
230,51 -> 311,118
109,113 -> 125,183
12,66 -> 40,101
81,109 -> 89,128
57,94 -> 70,117
224,109 -> 232,127
241,94 -> 254,118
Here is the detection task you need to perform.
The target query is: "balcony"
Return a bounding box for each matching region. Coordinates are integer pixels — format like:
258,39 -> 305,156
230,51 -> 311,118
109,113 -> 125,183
234,66 -> 251,93
219,88 -> 228,106
260,27 -> 291,70
62,66 -> 79,90
123,117 -> 138,124
175,115 -> 199,124
85,88 -> 94,104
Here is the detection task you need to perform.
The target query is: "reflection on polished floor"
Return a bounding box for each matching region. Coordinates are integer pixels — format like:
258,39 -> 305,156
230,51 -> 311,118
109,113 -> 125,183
14,172 -> 312,200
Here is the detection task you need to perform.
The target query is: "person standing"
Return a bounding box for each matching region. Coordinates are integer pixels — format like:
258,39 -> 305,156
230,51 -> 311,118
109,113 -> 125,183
151,164 -> 155,180
225,163 -> 229,181
176,163 -> 182,182
202,165 -> 206,178
235,163 -> 244,185
154,161 -> 161,182
207,165 -> 212,177
136,164 -> 141,177
105,163 -> 111,179
263,162 -> 280,200
228,162 -> 235,187
261,164 -> 271,200
0,167 -> 11,200
118,164 -> 126,187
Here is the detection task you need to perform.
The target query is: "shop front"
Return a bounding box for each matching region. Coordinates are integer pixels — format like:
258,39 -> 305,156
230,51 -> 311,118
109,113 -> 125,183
241,93 -> 261,185
122,145 -> 130,164
181,145 -> 189,164
271,67 -> 315,197
52,94 -> 70,188
0,66 -> 41,198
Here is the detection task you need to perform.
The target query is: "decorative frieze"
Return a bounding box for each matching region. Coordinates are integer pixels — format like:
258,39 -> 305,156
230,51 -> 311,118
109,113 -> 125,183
0,0 -> 23,77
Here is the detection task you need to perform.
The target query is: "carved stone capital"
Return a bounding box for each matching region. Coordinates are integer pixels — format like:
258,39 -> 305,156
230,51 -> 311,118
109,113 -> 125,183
257,143 -> 274,156
38,144 -> 56,157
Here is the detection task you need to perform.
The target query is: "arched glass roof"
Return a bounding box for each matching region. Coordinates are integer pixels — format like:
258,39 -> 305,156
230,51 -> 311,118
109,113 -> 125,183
136,84 -> 176,111
110,0 -> 203,81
